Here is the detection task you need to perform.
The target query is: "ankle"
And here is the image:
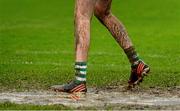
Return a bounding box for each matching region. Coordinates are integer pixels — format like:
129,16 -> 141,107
124,46 -> 140,64
75,62 -> 87,83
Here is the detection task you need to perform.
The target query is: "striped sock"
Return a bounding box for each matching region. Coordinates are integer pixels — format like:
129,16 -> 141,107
74,62 -> 87,84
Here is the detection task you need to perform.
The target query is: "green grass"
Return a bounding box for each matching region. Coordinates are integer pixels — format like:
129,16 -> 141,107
0,102 -> 71,110
0,0 -> 180,94
0,0 -> 180,90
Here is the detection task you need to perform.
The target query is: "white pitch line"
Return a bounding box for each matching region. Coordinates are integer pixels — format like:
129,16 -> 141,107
14,50 -> 172,58
15,50 -> 123,56
15,50 -> 117,56
0,61 -> 129,68
0,22 -> 59,30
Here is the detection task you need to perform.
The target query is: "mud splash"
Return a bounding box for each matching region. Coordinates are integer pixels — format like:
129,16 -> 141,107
0,88 -> 180,109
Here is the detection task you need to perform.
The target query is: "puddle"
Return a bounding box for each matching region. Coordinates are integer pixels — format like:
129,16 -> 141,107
0,88 -> 180,109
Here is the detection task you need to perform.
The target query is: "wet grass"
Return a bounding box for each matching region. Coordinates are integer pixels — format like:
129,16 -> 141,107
1,102 -> 179,110
0,0 -> 180,109
0,102 -> 71,110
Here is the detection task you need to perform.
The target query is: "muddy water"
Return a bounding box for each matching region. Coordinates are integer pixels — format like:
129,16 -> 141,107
0,88 -> 180,109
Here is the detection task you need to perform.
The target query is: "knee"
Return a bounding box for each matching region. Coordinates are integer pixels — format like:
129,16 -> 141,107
94,5 -> 111,21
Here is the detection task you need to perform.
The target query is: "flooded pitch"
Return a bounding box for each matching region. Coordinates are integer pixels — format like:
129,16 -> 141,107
0,87 -> 180,109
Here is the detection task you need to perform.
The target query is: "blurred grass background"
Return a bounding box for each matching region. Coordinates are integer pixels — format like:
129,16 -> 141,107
0,0 -> 180,91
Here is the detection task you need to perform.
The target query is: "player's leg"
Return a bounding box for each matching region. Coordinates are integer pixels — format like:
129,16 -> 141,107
94,0 -> 150,87
51,0 -> 96,93
94,0 -> 135,62
74,0 -> 96,85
